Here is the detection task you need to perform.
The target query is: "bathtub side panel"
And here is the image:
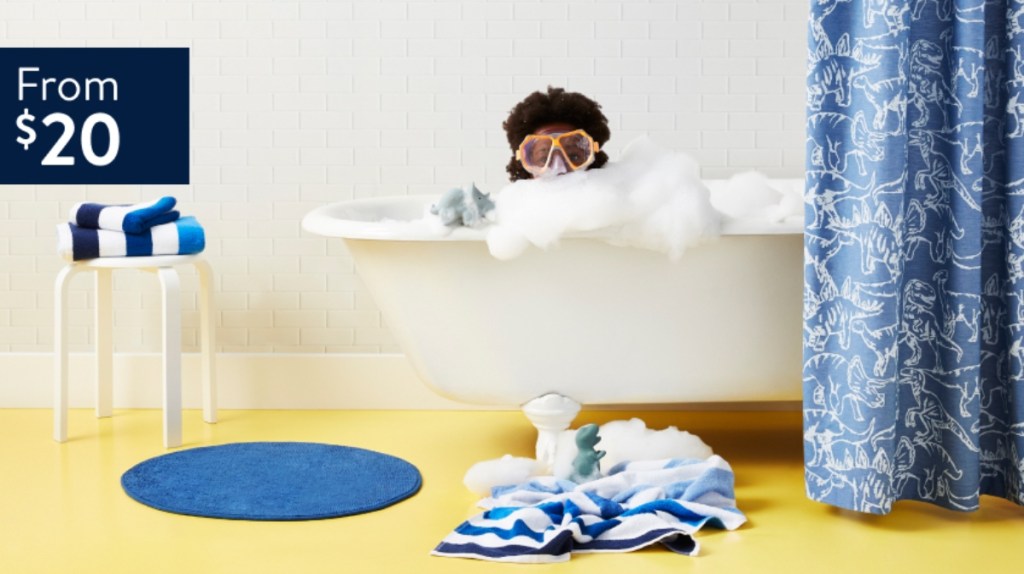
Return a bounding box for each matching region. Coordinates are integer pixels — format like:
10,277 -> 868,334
344,235 -> 803,406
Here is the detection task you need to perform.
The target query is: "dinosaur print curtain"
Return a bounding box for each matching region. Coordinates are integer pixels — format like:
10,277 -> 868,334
804,0 -> 1024,513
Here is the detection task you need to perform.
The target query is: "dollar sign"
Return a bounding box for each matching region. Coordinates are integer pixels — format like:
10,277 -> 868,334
15,108 -> 36,150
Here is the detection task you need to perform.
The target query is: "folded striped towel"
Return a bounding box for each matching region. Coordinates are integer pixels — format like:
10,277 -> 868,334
57,216 -> 205,261
70,196 -> 180,234
432,456 -> 746,563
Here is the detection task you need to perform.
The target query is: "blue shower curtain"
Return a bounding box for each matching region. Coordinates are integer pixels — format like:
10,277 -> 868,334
804,0 -> 1024,513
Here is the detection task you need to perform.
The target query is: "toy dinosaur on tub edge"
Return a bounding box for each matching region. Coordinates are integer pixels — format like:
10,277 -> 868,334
430,182 -> 495,228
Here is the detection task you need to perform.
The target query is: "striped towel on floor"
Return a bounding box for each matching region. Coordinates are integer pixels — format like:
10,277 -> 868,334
70,196 -> 180,234
432,456 -> 746,563
57,216 -> 205,261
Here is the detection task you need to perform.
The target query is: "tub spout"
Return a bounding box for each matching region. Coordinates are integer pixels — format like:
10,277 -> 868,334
522,393 -> 582,472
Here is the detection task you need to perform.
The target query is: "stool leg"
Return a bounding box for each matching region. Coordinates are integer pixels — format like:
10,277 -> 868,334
95,268 -> 113,418
157,267 -> 182,448
195,259 -> 217,423
54,265 -> 78,443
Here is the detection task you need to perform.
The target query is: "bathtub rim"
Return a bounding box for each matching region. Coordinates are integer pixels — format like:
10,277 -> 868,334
303,194 -> 803,241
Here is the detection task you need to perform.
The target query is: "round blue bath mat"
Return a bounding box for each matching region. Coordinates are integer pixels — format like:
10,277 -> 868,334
121,442 -> 422,520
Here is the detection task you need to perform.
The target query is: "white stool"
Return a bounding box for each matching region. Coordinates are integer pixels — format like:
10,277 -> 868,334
54,254 -> 217,448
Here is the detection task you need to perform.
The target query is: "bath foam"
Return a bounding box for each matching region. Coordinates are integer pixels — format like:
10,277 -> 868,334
707,170 -> 804,225
486,137 -> 721,260
551,418 -> 714,480
463,418 -> 715,495
463,455 -> 547,497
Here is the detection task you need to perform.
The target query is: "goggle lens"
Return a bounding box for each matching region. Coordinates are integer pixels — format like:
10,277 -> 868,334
522,138 -> 553,168
558,132 -> 593,166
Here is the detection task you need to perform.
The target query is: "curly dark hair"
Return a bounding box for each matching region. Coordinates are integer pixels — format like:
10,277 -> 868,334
502,86 -> 611,181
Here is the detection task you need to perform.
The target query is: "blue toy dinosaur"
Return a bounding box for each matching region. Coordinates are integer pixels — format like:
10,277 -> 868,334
430,182 -> 495,228
569,423 -> 606,484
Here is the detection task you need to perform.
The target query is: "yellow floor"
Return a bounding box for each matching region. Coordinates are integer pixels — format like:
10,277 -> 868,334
1,408 -> 1021,573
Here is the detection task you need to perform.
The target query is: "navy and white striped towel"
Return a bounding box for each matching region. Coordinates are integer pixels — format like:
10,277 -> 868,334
70,196 -> 180,234
57,216 -> 205,261
432,456 -> 746,563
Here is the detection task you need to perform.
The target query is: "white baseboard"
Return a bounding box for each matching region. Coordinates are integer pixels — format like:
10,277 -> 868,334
0,353 -> 801,412
0,352 -> 479,410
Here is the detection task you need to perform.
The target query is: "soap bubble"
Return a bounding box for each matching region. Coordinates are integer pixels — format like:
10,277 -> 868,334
463,455 -> 547,496
485,137 -> 721,260
708,170 -> 804,224
552,418 -> 714,480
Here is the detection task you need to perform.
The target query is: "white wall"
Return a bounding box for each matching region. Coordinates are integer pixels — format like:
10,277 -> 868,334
0,0 -> 807,355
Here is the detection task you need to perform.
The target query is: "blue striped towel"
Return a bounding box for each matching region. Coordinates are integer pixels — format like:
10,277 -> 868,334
70,196 -> 180,234
432,456 -> 746,563
57,216 -> 205,261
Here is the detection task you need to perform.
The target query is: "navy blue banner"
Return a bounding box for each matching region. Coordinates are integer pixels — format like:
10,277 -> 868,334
0,48 -> 188,185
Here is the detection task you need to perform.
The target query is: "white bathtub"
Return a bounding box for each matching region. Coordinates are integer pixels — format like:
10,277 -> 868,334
304,188 -> 803,464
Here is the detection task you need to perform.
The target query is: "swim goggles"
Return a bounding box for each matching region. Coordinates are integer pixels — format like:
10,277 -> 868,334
515,129 -> 600,177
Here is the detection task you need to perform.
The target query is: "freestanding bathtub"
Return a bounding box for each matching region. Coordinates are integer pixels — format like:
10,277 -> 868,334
303,187 -> 803,466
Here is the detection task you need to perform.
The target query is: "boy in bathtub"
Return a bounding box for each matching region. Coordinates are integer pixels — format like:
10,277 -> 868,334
429,87 -> 612,228
503,86 -> 612,181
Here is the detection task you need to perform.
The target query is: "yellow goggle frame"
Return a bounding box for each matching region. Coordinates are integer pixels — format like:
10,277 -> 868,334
515,129 -> 600,175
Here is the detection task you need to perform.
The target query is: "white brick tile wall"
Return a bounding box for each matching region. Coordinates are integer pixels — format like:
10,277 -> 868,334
0,0 -> 806,353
